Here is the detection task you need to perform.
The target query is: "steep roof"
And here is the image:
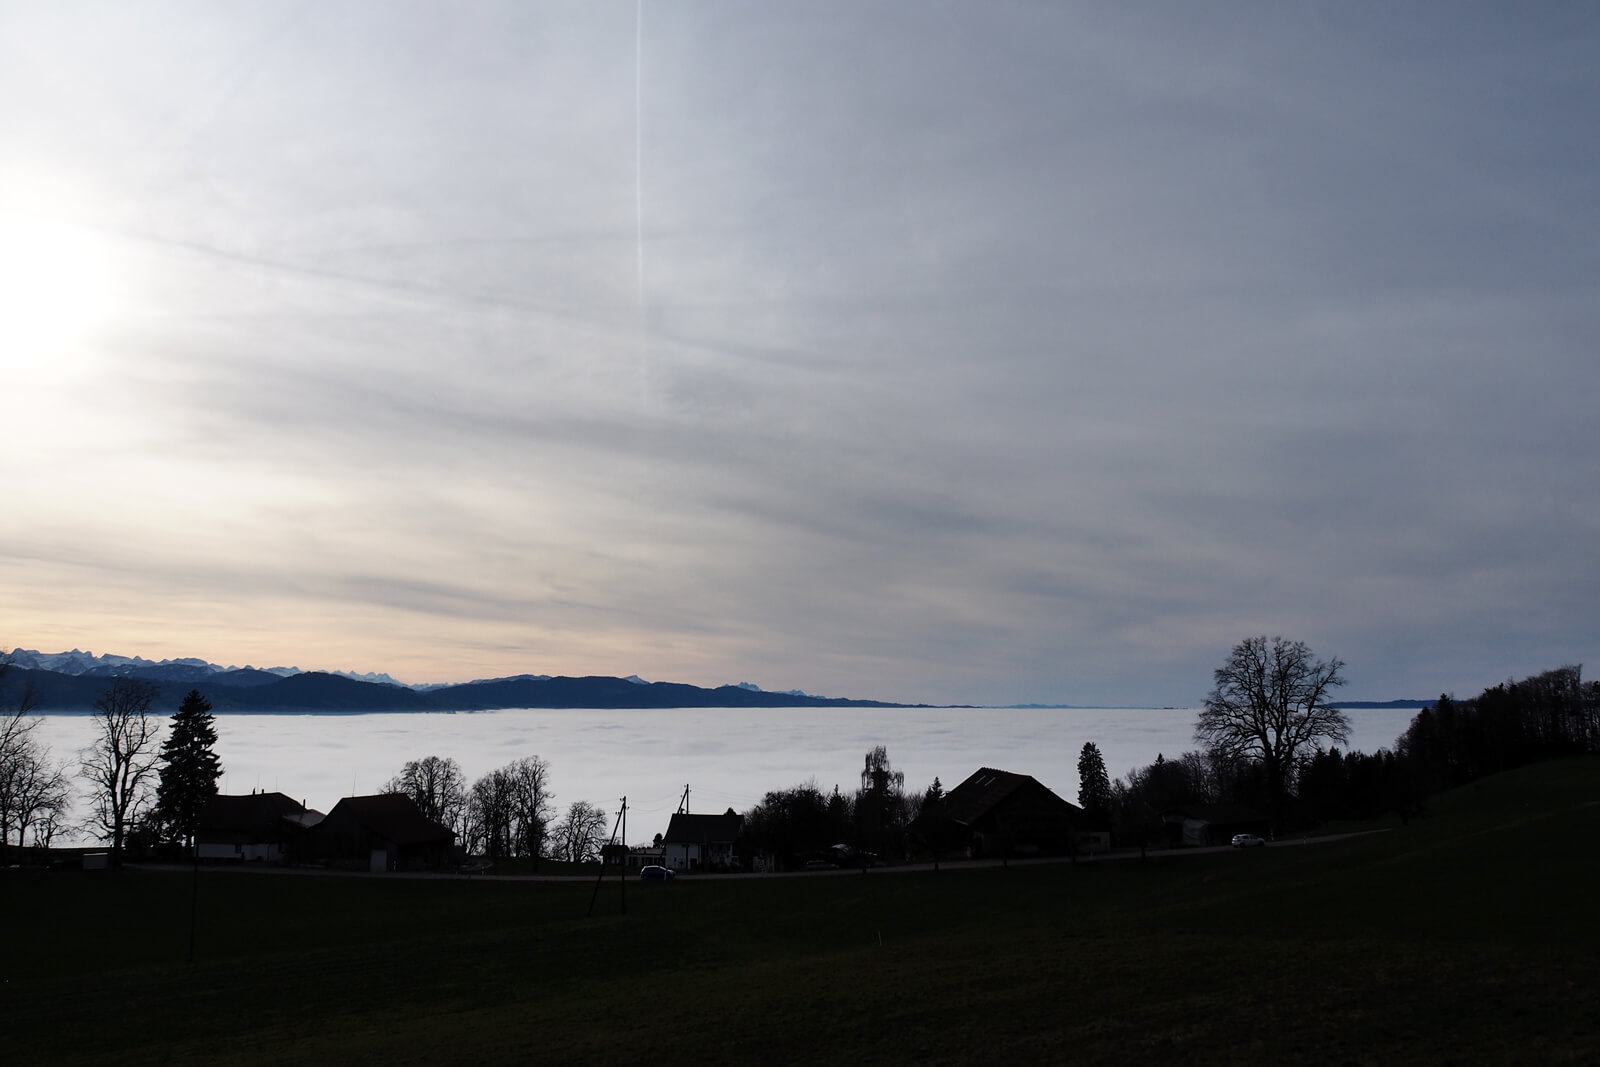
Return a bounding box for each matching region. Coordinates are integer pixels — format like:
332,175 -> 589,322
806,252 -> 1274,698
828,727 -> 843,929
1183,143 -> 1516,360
941,767 -> 1079,827
198,792 -> 317,835
663,810 -> 743,844
326,793 -> 455,845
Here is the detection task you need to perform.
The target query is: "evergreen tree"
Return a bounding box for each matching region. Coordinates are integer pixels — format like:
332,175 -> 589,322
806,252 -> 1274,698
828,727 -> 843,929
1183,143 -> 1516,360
152,689 -> 223,853
914,776 -> 958,870
1077,741 -> 1112,826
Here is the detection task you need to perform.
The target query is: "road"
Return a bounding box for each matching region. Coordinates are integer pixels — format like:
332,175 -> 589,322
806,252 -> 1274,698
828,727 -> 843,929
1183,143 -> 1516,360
123,830 -> 1388,883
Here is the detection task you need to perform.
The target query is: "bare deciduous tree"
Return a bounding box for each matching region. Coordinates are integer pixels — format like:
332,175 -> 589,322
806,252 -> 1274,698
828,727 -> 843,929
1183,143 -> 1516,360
8,747 -> 71,852
81,678 -> 163,856
465,766 -> 514,858
465,755 -> 553,860
505,755 -> 553,859
0,650 -> 53,860
385,755 -> 467,836
1195,635 -> 1349,826
551,800 -> 608,863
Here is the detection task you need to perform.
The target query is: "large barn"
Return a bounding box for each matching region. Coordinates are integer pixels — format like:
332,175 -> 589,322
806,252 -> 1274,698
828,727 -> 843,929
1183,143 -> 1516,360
295,793 -> 457,872
917,767 -> 1082,858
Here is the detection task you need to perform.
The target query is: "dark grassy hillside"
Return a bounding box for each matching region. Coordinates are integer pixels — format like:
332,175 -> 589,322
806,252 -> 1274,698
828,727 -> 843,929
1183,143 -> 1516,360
7,757 -> 1597,1064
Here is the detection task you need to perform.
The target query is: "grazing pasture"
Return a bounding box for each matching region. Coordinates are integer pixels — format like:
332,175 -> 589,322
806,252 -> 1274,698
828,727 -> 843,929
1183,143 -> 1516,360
7,756 -> 1597,1064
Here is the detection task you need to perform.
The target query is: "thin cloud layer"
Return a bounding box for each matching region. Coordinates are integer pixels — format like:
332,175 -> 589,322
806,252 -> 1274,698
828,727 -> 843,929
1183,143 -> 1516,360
2,3 -> 1595,704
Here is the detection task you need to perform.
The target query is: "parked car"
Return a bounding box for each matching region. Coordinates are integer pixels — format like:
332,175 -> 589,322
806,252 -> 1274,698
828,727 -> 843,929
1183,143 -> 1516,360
802,859 -> 837,870
639,865 -> 676,880
1231,834 -> 1266,848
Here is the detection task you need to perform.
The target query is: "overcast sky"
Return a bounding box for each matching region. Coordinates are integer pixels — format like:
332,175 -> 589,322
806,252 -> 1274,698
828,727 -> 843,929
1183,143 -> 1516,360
2,2 -> 1595,706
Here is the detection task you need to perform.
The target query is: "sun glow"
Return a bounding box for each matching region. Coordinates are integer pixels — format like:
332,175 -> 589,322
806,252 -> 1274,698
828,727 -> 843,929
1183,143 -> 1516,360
0,212 -> 118,376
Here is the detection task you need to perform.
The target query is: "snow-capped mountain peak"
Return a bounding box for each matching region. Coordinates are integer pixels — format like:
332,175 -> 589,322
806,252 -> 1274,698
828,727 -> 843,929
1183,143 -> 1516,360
9,648 -> 222,675
6,648 -> 400,687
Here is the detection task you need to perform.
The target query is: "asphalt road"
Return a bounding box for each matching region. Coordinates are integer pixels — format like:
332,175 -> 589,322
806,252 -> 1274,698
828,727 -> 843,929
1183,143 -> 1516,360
122,830 -> 1387,883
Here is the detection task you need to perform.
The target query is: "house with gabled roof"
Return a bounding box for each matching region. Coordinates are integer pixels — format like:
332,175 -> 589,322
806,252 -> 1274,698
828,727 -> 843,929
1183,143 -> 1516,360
196,792 -> 323,864
295,793 -> 457,872
661,809 -> 743,872
915,767 -> 1082,858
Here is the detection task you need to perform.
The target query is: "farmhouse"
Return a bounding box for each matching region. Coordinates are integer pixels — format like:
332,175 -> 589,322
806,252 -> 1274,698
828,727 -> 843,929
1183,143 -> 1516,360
295,793 -> 457,871
920,767 -> 1082,858
196,792 -> 323,864
661,809 -> 743,871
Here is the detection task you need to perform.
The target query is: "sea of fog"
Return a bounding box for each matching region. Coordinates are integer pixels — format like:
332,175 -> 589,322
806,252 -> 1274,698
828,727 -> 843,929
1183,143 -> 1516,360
30,706 -> 1420,847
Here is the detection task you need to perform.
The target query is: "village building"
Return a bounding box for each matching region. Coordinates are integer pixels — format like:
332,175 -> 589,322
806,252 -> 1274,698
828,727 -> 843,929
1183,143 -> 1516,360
917,767 -> 1082,858
295,793 -> 457,872
195,792 -> 324,864
660,809 -> 743,872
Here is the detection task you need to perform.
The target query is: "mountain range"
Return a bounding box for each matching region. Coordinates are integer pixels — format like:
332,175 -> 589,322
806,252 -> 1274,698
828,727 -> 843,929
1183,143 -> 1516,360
1,648 -> 913,712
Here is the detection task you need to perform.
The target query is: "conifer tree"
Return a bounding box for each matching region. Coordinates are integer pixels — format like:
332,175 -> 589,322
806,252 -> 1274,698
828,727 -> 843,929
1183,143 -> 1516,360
1077,741 -> 1112,826
916,776 -> 955,871
152,689 -> 223,853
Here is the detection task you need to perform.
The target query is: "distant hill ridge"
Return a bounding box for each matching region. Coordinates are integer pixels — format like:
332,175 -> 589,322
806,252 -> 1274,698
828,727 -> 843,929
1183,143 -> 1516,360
1329,699 -> 1436,709
2,648 -> 911,711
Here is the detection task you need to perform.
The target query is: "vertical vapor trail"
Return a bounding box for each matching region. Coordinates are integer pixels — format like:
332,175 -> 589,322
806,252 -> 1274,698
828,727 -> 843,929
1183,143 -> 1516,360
635,0 -> 649,401
635,0 -> 644,308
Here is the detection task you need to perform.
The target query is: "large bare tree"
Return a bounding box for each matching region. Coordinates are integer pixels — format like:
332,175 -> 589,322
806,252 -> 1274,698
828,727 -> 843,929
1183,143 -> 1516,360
551,800 -> 608,863
506,755 -> 554,859
81,678 -> 163,856
6,745 -> 71,853
1195,635 -> 1348,826
384,755 -> 467,836
465,755 -> 553,860
465,766 -> 515,858
0,649 -> 53,860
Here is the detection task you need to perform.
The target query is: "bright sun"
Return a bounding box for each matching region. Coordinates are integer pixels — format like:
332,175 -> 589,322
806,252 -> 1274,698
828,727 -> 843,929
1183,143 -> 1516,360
0,213 -> 117,375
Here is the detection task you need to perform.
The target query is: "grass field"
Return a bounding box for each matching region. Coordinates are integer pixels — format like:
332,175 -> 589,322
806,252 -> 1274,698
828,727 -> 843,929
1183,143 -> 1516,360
6,756 -> 1598,1065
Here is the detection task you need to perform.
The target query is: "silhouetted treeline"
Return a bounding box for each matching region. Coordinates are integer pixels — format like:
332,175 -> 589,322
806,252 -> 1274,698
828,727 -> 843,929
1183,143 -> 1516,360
1110,666 -> 1598,840
1310,665 -> 1597,822
1105,750 -> 1266,843
1397,665 -> 1598,793
1297,747 -> 1410,822
736,747 -> 924,869
738,780 -> 856,868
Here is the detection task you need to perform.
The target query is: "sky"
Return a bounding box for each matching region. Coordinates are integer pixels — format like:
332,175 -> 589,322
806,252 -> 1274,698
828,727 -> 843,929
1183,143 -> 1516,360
1,2 -> 1596,707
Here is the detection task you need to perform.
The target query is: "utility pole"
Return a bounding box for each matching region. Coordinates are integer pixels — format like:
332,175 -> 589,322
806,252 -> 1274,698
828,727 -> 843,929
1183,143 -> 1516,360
677,784 -> 689,815
187,832 -> 200,963
588,800 -> 629,917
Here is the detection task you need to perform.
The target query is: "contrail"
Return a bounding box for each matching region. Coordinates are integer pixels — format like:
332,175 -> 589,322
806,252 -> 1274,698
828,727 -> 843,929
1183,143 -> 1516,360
635,0 -> 649,401
635,0 -> 645,309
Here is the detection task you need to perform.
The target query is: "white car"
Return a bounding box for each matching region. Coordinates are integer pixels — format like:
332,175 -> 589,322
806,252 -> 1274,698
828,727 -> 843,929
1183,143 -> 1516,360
1231,834 -> 1266,848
